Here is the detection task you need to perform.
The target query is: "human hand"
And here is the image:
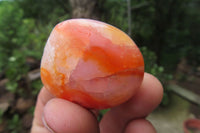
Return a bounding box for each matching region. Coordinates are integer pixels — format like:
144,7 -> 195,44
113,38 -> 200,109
31,73 -> 163,133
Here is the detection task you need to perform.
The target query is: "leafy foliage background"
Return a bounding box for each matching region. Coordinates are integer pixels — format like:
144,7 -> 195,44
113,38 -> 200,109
0,0 -> 199,132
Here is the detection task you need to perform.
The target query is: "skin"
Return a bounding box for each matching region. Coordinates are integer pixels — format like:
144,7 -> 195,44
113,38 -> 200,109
31,73 -> 163,133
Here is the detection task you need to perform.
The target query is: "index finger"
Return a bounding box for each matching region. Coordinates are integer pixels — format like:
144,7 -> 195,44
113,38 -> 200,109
100,73 -> 163,133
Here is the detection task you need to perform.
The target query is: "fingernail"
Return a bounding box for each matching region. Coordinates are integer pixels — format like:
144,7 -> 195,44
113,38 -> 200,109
42,115 -> 55,133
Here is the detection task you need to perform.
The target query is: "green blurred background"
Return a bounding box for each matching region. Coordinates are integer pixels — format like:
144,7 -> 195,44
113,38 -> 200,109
0,0 -> 199,133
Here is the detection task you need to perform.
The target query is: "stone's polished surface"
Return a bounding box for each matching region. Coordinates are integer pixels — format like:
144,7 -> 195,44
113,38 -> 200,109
41,19 -> 144,109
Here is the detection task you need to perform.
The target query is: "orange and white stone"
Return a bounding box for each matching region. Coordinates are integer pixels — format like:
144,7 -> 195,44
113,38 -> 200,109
41,19 -> 144,109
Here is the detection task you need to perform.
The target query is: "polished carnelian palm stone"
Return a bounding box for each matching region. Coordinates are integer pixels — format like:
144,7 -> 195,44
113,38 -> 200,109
41,19 -> 144,109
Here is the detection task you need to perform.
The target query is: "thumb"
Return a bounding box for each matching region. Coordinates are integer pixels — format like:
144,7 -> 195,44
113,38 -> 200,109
43,98 -> 99,133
